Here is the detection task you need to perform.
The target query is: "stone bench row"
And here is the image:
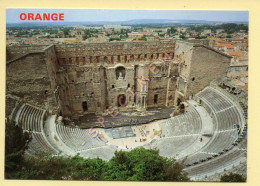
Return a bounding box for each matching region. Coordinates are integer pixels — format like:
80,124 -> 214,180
185,148 -> 246,178
162,108 -> 202,137
204,88 -> 243,131
181,152 -> 216,166
196,87 -> 234,112
55,124 -> 106,151
202,130 -> 238,154
216,107 -> 242,131
182,130 -> 239,167
27,132 -> 59,155
15,104 -> 45,132
195,87 -> 244,131
151,135 -> 199,158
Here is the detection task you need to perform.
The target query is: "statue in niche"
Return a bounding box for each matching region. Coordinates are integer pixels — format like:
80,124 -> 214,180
118,72 -> 124,80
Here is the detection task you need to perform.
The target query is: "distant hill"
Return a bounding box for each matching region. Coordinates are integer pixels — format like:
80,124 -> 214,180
123,19 -> 218,24
6,19 -> 248,27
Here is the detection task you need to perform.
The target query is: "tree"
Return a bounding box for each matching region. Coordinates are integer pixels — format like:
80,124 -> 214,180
61,28 -> 71,36
6,142 -> 189,181
103,147 -> 189,181
159,33 -> 165,37
12,154 -> 107,180
165,158 -> 190,181
226,34 -> 232,38
180,34 -> 186,40
83,29 -> 98,40
138,36 -> 147,41
5,119 -> 30,175
167,27 -> 177,35
70,155 -> 107,180
220,173 -> 246,182
109,38 -> 121,41
47,29 -> 58,34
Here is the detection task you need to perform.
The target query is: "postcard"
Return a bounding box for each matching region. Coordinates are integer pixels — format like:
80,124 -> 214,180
5,9 -> 248,182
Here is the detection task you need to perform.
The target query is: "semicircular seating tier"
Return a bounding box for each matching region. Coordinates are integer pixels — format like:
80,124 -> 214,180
11,101 -> 59,155
7,85 -> 247,179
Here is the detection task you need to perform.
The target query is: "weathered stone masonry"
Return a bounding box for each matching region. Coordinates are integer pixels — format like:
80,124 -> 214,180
6,40 -> 232,120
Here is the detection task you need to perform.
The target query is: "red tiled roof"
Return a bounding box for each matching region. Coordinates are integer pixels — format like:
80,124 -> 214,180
228,51 -> 247,57
233,38 -> 244,41
238,84 -> 248,90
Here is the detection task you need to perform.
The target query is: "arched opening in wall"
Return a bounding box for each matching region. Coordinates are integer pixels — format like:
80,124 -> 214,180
180,103 -> 185,112
156,66 -> 162,75
104,56 -> 108,63
154,94 -> 158,104
130,55 -> 134,62
83,57 -> 85,63
128,83 -> 130,88
82,101 -> 88,112
117,55 -> 120,62
192,77 -> 195,81
118,94 -> 126,107
151,54 -> 154,60
169,95 -> 172,100
177,98 -> 181,106
116,66 -> 126,80
112,85 -> 115,88
144,54 -> 147,60
138,54 -> 141,61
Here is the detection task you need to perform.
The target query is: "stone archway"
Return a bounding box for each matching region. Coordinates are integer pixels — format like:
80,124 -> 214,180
177,98 -> 181,106
118,94 -> 127,107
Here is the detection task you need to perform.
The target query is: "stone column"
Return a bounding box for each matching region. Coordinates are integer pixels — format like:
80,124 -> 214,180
136,94 -> 139,107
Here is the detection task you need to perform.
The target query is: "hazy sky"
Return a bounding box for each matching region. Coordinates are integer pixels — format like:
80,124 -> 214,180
6,9 -> 248,23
